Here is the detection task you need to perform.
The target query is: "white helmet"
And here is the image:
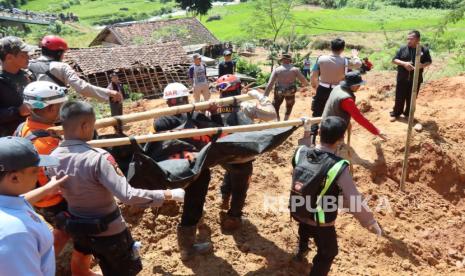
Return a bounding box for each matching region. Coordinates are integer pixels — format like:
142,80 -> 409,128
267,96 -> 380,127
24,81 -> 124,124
23,81 -> 68,109
163,83 -> 189,100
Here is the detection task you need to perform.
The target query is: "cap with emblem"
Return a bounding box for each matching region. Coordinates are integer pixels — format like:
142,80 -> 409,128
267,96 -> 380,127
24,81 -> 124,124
340,71 -> 366,88
0,136 -> 59,172
0,36 -> 34,59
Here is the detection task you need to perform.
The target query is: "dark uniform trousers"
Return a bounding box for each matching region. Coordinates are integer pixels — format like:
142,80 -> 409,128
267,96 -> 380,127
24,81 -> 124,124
298,222 -> 339,276
220,161 -> 253,218
310,85 -> 333,135
180,169 -> 211,227
110,100 -> 123,117
73,228 -> 142,276
392,79 -> 421,117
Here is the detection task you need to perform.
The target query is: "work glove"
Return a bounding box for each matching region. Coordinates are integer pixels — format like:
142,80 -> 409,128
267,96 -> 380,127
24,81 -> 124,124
367,221 -> 383,236
170,188 -> 185,203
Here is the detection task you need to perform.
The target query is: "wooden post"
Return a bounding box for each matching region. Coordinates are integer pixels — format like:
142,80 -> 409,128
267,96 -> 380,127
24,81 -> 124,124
400,44 -> 422,191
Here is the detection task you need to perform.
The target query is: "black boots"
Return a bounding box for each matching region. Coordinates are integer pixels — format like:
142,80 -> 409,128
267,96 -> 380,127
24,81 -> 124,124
177,225 -> 212,261
292,241 -> 310,262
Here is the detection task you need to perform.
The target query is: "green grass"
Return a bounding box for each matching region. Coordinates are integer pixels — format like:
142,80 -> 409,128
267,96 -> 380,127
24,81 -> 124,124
22,0 -> 175,25
201,3 -> 465,42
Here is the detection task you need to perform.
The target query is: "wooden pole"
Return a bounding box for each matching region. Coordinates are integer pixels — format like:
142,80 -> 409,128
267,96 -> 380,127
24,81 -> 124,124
400,44 -> 422,191
50,94 -> 254,133
88,117 -> 322,148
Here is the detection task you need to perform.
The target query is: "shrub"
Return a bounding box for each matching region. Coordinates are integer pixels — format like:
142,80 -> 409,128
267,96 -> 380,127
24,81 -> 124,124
236,58 -> 262,79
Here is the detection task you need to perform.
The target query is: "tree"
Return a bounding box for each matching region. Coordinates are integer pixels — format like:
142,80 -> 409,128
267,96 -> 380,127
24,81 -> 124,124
175,0 -> 212,17
246,0 -> 295,43
244,0 -> 298,71
436,0 -> 465,35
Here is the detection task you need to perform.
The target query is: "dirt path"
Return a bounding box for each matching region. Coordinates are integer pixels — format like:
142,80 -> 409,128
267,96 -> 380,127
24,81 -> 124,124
100,72 -> 464,275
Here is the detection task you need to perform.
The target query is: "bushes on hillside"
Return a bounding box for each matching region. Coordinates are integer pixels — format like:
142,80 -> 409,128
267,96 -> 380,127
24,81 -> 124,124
387,0 -> 462,9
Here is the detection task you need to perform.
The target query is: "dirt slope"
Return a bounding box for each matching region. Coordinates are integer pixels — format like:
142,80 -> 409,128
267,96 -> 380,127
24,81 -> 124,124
94,74 -> 465,276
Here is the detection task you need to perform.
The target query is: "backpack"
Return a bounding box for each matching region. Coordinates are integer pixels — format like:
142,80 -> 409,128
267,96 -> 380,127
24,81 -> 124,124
29,59 -> 67,87
289,146 -> 349,225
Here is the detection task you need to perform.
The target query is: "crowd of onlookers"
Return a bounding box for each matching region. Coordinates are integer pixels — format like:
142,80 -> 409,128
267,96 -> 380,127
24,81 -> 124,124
0,6 -> 79,23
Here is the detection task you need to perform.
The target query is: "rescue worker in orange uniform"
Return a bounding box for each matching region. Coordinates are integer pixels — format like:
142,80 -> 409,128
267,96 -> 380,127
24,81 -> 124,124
14,81 -> 69,254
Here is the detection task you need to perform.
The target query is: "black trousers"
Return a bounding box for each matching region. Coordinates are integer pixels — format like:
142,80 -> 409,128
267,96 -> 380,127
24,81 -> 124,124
220,161 -> 253,218
73,228 -> 142,276
392,79 -> 421,117
310,85 -> 333,135
110,101 -> 123,117
180,169 -> 211,227
34,200 -> 68,226
273,89 -> 296,120
298,222 -> 338,276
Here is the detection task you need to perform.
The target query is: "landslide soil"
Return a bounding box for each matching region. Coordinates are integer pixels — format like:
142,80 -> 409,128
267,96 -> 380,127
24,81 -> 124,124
61,73 -> 465,275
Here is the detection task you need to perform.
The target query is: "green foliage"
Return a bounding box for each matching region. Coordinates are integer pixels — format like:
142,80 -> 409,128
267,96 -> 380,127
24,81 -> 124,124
236,58 -> 262,79
175,0 -> 212,16
0,25 -> 26,37
387,0 -> 461,9
128,91 -> 144,101
244,0 -> 296,42
256,71 -> 271,85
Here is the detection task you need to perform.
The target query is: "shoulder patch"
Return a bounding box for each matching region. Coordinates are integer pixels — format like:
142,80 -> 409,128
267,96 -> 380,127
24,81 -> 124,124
107,154 -> 124,177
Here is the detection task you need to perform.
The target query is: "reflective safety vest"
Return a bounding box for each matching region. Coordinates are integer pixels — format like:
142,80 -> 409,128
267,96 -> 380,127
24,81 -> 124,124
290,146 -> 349,225
14,119 -> 64,208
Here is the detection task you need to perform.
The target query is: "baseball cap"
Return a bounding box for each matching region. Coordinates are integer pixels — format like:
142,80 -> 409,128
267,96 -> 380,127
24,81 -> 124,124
341,72 -> 366,87
192,53 -> 201,60
223,50 -> 232,56
0,36 -> 34,58
0,136 -> 59,172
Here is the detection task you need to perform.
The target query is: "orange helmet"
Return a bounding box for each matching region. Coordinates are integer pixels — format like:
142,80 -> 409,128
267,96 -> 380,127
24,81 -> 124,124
216,74 -> 241,93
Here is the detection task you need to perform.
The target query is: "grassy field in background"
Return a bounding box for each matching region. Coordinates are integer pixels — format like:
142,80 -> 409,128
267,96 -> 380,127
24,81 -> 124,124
202,3 -> 465,42
19,1 -> 465,78
22,0 -> 175,25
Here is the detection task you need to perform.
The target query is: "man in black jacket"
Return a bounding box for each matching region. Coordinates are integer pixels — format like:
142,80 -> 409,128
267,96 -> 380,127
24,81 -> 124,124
390,30 -> 432,122
218,50 -> 236,77
0,36 -> 34,137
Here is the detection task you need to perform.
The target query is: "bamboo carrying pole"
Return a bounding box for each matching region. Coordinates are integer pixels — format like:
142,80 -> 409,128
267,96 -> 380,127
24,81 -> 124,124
50,94 -> 254,133
400,44 -> 422,191
88,118 -> 322,148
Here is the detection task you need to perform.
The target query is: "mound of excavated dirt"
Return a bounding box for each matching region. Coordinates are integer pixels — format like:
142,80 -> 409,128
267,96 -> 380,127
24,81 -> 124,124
57,74 -> 465,275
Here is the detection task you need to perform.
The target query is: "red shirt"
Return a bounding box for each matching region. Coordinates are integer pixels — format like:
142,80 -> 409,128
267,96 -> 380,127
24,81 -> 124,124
340,98 -> 379,135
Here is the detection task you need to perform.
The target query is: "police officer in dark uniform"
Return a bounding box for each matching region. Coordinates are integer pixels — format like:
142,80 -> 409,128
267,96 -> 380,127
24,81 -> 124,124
149,83 -> 219,261
290,116 -> 382,276
0,36 -> 34,137
390,30 -> 432,122
215,74 -> 255,231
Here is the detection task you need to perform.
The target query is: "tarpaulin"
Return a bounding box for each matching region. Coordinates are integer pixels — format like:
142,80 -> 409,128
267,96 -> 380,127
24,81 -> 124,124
122,127 -> 297,190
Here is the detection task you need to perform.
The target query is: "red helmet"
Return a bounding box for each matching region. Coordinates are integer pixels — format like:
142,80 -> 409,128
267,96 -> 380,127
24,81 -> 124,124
216,74 -> 241,92
41,35 -> 68,51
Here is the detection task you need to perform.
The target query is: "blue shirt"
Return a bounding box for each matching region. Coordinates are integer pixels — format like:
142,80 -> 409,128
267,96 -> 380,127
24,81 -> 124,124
0,195 -> 55,276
